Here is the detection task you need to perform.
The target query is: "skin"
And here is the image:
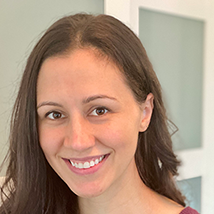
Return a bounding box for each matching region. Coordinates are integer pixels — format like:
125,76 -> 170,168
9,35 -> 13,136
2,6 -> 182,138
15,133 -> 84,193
37,48 -> 184,214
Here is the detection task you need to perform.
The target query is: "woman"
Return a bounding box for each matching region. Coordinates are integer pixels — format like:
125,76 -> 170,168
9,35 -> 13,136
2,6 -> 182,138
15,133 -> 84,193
0,14 -> 199,214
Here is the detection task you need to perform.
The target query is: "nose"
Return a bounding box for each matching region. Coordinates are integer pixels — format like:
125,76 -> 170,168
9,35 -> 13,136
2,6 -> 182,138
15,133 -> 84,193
63,115 -> 95,152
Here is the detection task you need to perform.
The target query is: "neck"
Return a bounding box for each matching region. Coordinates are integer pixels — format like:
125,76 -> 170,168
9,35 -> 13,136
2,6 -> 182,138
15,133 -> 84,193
78,159 -> 154,214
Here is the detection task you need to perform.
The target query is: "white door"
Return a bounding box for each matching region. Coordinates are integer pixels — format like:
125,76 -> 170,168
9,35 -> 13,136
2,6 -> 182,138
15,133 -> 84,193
105,0 -> 214,213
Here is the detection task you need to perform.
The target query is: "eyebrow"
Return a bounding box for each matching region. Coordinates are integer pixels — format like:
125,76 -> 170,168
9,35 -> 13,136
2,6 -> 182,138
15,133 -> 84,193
37,95 -> 117,109
83,95 -> 117,104
37,102 -> 63,109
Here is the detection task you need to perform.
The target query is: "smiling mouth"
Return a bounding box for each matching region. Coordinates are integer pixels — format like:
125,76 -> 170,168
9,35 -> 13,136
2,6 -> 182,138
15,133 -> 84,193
68,154 -> 108,170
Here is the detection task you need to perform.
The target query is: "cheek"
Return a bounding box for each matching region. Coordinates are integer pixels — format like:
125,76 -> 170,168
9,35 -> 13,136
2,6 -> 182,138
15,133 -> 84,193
97,121 -> 139,152
39,125 -> 64,156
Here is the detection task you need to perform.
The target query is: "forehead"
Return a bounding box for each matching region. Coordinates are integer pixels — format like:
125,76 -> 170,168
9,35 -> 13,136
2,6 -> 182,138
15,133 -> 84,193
39,49 -> 121,82
37,49 -> 134,103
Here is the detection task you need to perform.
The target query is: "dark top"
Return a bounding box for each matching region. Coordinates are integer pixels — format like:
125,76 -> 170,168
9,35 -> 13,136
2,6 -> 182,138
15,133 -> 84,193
180,207 -> 200,214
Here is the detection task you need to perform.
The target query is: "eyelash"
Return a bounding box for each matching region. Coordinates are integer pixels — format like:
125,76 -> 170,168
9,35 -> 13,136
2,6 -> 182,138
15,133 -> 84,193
45,111 -> 65,120
90,107 -> 109,116
44,107 -> 109,120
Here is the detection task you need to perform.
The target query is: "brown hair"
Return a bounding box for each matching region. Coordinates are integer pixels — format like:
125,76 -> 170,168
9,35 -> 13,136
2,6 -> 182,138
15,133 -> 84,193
0,13 -> 185,214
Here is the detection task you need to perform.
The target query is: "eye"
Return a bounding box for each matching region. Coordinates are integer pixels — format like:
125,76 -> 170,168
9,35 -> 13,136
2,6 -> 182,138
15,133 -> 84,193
46,111 -> 65,120
90,107 -> 109,116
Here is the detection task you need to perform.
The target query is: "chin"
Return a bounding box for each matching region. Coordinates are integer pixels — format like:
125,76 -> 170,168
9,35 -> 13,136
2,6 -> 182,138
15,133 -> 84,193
67,182 -> 106,199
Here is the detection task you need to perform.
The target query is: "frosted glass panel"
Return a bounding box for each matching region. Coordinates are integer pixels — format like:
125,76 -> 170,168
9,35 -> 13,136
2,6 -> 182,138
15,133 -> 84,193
139,8 -> 204,150
177,177 -> 201,213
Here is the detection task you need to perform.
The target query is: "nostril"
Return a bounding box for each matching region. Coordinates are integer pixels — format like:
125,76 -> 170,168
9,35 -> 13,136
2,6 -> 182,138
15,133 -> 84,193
63,133 -> 95,151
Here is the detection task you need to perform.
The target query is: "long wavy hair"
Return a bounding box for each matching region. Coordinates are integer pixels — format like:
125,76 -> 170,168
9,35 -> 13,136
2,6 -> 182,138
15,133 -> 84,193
0,13 -> 185,214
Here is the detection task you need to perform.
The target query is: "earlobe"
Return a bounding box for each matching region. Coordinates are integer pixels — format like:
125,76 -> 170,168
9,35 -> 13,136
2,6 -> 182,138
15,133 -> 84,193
139,93 -> 154,132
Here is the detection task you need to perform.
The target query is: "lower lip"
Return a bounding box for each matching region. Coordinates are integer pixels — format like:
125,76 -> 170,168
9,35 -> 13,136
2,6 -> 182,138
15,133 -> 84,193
64,154 -> 109,176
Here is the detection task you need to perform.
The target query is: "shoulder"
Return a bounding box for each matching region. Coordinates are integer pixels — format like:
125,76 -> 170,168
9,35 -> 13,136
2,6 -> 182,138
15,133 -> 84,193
179,207 -> 200,214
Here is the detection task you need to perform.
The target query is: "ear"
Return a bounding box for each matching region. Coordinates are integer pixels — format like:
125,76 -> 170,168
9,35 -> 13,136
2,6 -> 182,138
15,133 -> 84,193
139,93 -> 154,132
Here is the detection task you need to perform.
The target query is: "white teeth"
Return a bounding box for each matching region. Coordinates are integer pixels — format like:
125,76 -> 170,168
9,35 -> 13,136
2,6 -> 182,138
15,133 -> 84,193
78,163 -> 83,169
83,162 -> 90,169
94,159 -> 99,164
70,155 -> 105,169
90,160 -> 95,167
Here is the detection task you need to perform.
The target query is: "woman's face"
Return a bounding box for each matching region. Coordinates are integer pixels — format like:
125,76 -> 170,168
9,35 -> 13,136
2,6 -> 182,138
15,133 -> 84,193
37,49 -> 153,198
